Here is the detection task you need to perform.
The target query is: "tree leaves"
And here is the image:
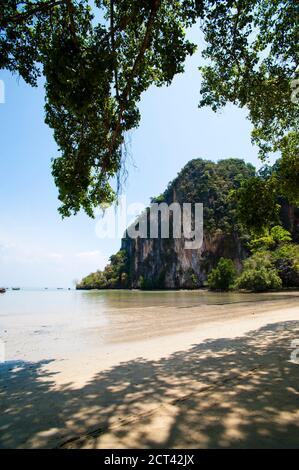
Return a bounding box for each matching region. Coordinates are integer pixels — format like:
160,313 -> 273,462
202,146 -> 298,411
199,0 -> 299,162
0,1 -> 297,217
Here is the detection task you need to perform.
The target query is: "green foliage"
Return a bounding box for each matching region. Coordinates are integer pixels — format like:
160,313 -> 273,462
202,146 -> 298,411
235,252 -> 282,292
236,267 -> 282,292
207,258 -> 236,291
199,0 -> 298,225
77,249 -> 130,289
77,156 -> 299,292
249,226 -> 292,251
236,244 -> 299,291
155,158 -> 255,235
138,276 -> 149,290
79,158 -> 255,290
275,132 -> 299,206
138,271 -> 166,290
272,243 -> 299,288
248,235 -> 275,252
199,0 -> 298,162
1,1 -> 297,216
0,0 -> 199,216
270,226 -> 292,245
234,177 -> 280,234
190,273 -> 198,288
273,243 -> 299,266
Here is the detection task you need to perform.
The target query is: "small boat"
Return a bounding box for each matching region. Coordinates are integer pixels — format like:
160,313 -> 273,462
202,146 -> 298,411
12,287 -> 20,291
0,288 -> 6,294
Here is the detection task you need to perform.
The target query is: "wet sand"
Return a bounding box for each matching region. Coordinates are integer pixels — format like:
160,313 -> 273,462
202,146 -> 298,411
0,291 -> 299,448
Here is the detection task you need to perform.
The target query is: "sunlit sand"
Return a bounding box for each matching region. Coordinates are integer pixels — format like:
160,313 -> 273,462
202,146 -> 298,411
1,290 -> 299,448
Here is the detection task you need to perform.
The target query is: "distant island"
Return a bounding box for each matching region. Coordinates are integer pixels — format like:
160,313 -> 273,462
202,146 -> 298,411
77,158 -> 299,292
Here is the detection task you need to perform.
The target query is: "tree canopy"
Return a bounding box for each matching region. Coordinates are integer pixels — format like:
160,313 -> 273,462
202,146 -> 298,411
1,1 -> 298,217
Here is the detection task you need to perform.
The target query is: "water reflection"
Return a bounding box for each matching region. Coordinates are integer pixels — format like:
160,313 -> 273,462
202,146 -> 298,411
79,288 -> 298,309
1,289 -> 299,362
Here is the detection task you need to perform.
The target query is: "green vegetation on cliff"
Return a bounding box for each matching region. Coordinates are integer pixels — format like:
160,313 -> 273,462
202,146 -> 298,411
207,227 -> 299,293
77,250 -> 130,290
152,158 -> 256,234
78,158 -> 255,290
77,159 -> 299,292
235,228 -> 299,292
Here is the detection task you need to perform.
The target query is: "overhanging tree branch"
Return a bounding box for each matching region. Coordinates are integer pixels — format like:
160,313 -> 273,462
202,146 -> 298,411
0,0 -> 64,27
107,0 -> 161,158
110,0 -> 120,101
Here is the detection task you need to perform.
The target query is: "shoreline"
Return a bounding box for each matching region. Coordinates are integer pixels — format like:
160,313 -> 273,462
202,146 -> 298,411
0,295 -> 299,448
75,287 -> 299,293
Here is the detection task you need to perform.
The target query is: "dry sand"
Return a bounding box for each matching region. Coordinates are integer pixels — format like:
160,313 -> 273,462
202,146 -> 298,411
0,292 -> 299,448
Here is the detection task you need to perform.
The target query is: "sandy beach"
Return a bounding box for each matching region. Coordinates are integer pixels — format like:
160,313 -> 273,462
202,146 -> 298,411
0,290 -> 299,448
1,0 -> 298,453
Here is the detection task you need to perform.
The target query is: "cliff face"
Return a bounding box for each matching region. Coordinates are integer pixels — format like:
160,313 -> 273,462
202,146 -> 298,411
120,158 -> 255,289
77,158 -> 299,290
280,199 -> 299,243
121,232 -> 246,289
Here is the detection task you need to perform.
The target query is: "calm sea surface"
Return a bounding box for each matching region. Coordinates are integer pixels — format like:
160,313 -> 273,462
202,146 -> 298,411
0,289 -> 296,364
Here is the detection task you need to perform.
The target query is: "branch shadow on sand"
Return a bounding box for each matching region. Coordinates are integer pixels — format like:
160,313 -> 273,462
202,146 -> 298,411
0,320 -> 299,449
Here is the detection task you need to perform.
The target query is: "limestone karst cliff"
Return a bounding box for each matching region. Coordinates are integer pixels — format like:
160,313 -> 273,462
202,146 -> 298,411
78,159 -> 255,289
77,158 -> 299,290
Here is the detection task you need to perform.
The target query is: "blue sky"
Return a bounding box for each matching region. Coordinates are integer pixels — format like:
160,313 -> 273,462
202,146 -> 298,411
0,26 -> 262,288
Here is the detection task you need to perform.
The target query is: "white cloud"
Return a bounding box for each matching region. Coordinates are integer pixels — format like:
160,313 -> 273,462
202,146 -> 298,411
74,250 -> 107,272
0,242 -> 16,251
0,231 -> 108,286
75,250 -> 104,260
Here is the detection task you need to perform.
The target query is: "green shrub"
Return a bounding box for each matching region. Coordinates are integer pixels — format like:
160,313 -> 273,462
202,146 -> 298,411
190,274 -> 198,288
139,272 -> 165,290
270,226 -> 292,244
272,243 -> 299,287
207,258 -> 236,291
235,252 -> 282,292
236,267 -> 282,292
273,243 -> 299,264
139,276 -> 157,290
248,235 -> 275,252
248,226 -> 292,252
138,276 -> 146,289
